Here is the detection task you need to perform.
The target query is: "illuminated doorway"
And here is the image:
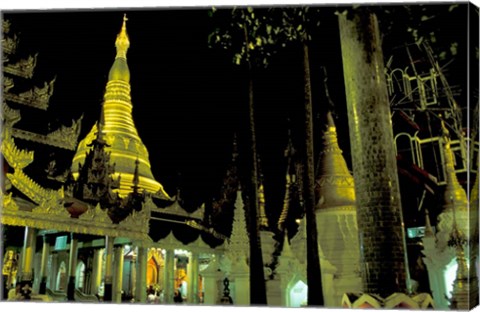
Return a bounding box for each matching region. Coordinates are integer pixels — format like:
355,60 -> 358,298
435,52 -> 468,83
288,279 -> 308,307
75,261 -> 86,290
56,261 -> 67,291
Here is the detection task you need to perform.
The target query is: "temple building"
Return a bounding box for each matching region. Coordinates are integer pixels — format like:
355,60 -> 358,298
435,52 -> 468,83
1,8 -> 478,310
1,15 -> 226,304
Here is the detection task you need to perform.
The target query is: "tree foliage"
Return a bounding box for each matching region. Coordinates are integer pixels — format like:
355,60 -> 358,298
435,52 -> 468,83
208,6 -> 321,68
378,4 -> 465,60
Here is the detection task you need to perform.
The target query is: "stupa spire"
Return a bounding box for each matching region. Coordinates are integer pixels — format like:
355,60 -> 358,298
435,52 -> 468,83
424,209 -> 434,237
440,118 -> 467,212
257,159 -> 269,229
277,129 -> 296,231
315,110 -> 355,210
115,14 -> 130,59
72,16 -> 169,199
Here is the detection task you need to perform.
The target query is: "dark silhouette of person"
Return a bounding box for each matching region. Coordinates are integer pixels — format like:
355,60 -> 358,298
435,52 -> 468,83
173,289 -> 183,303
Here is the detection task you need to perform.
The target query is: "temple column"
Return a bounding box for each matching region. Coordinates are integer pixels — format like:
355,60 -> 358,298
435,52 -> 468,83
103,236 -> 114,302
135,246 -> 147,303
188,252 -> 199,303
163,249 -> 175,303
39,235 -> 54,294
67,233 -> 78,301
202,256 -> 220,305
90,248 -> 103,296
113,245 -> 124,303
130,256 -> 136,298
48,252 -> 58,290
20,226 -> 37,298
185,253 -> 192,301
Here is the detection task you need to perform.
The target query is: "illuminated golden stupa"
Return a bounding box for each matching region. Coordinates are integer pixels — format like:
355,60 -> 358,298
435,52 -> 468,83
72,15 -> 169,198
315,111 -> 356,210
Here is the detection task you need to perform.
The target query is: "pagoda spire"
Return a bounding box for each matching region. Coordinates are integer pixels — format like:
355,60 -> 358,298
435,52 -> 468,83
277,129 -> 297,231
424,209 -> 434,237
72,16 -> 169,199
257,160 -> 269,230
440,118 -> 467,212
315,110 -> 355,210
115,14 -> 130,59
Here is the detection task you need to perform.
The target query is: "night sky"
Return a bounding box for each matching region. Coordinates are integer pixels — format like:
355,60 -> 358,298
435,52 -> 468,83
2,3 -> 472,224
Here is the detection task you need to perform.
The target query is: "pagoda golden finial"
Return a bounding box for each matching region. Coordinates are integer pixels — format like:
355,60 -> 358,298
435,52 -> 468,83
440,116 -> 467,212
258,182 -> 269,228
115,14 -> 130,59
326,110 -> 336,132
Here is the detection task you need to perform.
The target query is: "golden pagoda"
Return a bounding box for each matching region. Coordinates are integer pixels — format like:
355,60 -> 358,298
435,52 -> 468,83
315,111 -> 356,210
439,119 -> 468,212
72,15 -> 169,198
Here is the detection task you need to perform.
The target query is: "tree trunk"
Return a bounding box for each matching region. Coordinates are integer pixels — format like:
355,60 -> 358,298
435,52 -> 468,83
302,41 -> 324,306
338,8 -> 410,297
244,23 -> 268,306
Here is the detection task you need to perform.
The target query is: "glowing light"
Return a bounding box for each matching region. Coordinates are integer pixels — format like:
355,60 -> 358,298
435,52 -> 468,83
444,258 -> 458,299
288,280 -> 308,307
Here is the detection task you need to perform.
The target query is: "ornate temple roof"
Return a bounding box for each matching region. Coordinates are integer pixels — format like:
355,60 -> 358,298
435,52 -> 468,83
2,18 -> 81,193
71,15 -> 170,199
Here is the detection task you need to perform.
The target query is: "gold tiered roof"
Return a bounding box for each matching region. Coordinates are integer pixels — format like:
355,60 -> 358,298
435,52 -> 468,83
72,15 -> 169,198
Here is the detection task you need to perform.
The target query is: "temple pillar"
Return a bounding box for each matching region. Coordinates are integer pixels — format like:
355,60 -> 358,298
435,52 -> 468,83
202,256 -> 221,305
113,245 -> 124,303
163,249 -> 175,303
188,252 -> 199,303
103,236 -> 114,302
19,226 -> 37,298
48,252 -> 58,290
130,256 -> 136,299
67,233 -> 78,301
135,246 -> 147,303
39,235 -> 54,294
90,248 -> 103,296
